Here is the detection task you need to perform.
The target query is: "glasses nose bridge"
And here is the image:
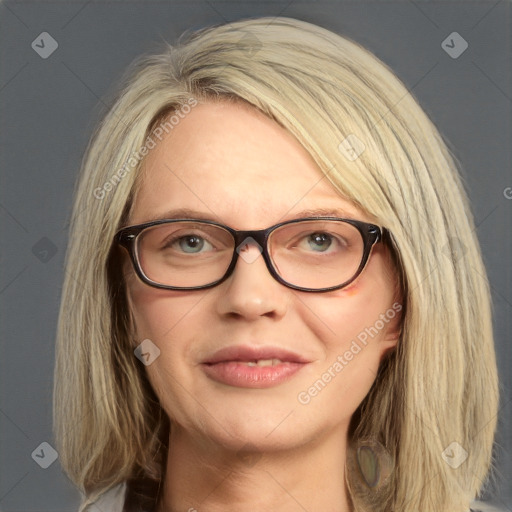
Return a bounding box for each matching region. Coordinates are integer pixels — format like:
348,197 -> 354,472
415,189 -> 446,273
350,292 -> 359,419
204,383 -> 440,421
232,228 -> 270,251
228,227 -> 278,286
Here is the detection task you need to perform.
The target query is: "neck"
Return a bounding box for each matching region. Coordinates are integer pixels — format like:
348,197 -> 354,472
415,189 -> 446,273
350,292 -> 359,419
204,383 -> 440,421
156,424 -> 353,512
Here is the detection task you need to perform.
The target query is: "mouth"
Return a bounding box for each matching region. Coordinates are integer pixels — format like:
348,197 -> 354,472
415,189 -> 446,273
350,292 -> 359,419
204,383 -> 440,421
217,358 -> 286,367
201,345 -> 311,388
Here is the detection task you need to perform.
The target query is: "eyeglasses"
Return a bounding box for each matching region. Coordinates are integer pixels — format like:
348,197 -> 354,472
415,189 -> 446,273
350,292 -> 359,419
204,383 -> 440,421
115,217 -> 386,293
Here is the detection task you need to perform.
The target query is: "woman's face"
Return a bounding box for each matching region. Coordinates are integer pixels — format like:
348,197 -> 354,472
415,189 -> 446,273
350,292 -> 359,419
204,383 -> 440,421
124,100 -> 400,454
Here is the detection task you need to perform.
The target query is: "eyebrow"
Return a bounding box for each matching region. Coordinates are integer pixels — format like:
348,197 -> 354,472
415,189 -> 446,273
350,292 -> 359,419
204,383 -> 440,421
141,207 -> 355,224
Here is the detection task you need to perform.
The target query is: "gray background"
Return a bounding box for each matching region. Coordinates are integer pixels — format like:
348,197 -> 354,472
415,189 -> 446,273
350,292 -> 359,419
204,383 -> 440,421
0,1 -> 511,510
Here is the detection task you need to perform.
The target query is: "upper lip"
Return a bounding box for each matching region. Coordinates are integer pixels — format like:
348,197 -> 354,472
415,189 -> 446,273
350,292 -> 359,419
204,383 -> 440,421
202,345 -> 311,364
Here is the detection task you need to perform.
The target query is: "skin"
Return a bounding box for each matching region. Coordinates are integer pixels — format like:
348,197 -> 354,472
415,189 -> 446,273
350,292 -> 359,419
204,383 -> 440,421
123,100 -> 401,512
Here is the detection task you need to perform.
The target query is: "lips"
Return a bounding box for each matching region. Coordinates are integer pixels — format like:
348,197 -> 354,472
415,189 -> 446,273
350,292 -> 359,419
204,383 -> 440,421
201,345 -> 311,388
202,345 -> 311,365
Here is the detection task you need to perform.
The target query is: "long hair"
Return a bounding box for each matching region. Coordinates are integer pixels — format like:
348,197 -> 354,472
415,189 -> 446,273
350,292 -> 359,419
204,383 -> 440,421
53,17 -> 498,511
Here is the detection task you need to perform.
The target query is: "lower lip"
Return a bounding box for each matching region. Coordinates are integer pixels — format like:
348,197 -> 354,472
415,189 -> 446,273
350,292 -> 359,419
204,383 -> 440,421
201,361 -> 307,388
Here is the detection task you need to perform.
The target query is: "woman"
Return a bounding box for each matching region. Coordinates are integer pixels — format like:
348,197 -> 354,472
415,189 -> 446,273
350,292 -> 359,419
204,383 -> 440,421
53,16 -> 500,512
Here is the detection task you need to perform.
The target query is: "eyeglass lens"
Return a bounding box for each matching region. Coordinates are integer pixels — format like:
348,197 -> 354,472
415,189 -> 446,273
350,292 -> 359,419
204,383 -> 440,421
136,220 -> 365,289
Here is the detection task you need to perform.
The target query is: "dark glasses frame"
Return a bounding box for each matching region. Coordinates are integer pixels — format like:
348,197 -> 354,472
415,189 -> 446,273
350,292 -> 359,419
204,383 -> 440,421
115,217 -> 387,293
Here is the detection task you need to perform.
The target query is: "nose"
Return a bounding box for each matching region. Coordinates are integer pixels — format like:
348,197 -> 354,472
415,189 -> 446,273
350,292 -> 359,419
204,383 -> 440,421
215,241 -> 289,320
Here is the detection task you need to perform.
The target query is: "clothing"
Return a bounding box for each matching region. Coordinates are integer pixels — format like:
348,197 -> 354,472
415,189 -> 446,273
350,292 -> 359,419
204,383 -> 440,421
87,482 -> 506,512
85,480 -> 157,512
85,482 -> 125,512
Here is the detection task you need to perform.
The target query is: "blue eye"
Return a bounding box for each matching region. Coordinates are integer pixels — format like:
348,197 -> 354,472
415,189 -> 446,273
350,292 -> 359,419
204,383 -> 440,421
161,234 -> 213,254
177,235 -> 207,253
306,233 -> 333,252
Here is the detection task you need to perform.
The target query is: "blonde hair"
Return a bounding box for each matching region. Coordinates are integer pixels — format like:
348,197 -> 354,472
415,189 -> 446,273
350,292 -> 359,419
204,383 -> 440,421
53,17 -> 499,511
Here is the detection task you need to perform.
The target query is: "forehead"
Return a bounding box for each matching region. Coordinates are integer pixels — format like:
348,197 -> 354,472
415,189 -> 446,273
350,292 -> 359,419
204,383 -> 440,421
129,101 -> 365,227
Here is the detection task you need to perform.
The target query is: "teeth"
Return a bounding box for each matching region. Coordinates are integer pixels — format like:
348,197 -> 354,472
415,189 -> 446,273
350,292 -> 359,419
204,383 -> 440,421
240,359 -> 283,367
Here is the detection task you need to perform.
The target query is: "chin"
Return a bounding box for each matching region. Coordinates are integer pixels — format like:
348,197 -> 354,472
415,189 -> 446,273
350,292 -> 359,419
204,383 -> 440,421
192,408 -> 317,455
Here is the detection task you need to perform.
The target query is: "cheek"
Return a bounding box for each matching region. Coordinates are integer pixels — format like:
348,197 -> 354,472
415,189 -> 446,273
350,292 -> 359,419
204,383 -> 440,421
126,278 -> 207,342
126,283 -> 209,423
126,282 -> 214,376
294,254 -> 399,367
295,278 -> 396,418
300,284 -> 393,346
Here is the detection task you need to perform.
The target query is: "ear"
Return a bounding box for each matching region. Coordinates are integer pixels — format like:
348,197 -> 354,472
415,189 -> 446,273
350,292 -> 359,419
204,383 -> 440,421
382,243 -> 404,350
378,334 -> 400,364
118,256 -> 141,347
379,301 -> 403,359
124,287 -> 141,348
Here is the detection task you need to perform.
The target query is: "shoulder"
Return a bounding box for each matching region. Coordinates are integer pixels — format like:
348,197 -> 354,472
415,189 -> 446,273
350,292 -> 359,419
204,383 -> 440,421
84,487 -> 507,512
84,478 -> 159,512
85,482 -> 127,512
470,501 -> 508,512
